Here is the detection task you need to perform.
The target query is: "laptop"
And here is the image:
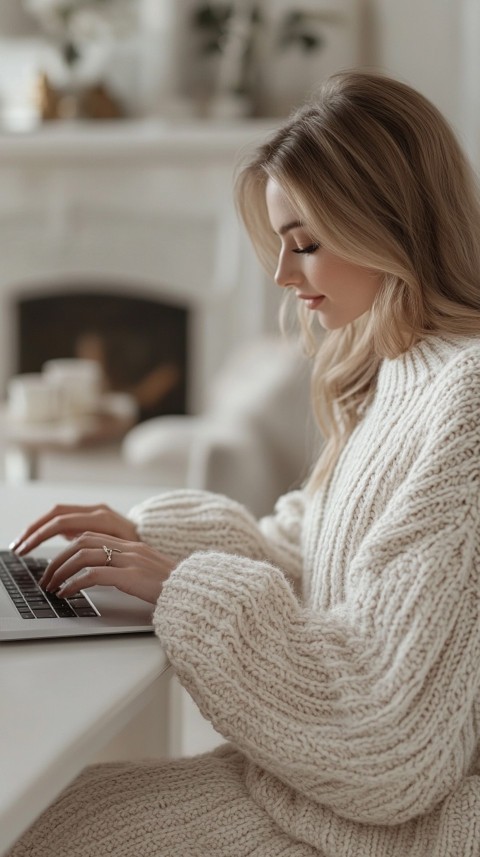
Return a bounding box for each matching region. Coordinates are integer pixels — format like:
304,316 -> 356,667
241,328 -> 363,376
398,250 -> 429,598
0,547 -> 154,642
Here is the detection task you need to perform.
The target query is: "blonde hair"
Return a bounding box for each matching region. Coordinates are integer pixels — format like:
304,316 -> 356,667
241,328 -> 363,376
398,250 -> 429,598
235,69 -> 480,490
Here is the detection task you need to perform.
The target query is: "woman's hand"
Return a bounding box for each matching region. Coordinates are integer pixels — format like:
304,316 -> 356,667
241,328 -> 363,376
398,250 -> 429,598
10,504 -> 139,556
39,532 -> 176,604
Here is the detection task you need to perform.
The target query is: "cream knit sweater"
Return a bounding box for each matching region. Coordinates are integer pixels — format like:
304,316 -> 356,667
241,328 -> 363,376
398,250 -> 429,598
10,334 -> 480,857
131,333 -> 480,856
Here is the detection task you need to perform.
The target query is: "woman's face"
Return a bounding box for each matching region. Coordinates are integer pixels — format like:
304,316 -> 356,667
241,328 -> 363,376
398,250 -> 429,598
265,178 -> 383,330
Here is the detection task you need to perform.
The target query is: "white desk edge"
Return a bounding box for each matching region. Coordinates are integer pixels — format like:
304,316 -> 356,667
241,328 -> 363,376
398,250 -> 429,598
0,481 -> 171,855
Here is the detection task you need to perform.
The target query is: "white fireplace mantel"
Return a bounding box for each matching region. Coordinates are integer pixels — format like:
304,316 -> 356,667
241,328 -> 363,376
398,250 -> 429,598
0,118 -> 276,164
0,118 -> 277,412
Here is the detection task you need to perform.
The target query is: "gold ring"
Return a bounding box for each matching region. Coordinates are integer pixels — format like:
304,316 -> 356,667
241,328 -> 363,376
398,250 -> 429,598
102,545 -> 122,566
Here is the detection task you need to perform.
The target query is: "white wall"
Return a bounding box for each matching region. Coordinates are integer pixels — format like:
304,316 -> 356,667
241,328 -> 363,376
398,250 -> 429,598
0,1 -> 35,36
457,0 -> 480,169
364,0 -> 480,168
366,0 -> 460,125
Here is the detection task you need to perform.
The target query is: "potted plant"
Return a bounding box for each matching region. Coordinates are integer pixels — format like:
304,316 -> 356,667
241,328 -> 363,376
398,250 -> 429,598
191,2 -> 346,118
191,1 -> 262,118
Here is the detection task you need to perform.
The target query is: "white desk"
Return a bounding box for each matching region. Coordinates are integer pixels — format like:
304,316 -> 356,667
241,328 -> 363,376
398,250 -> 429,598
0,481 -> 171,856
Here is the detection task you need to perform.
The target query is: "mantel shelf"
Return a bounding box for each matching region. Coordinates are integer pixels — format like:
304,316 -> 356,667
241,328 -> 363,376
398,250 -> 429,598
0,118 -> 278,165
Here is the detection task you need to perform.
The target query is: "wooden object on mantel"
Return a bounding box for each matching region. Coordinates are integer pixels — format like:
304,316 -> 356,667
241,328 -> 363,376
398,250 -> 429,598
0,394 -> 138,483
35,73 -> 125,122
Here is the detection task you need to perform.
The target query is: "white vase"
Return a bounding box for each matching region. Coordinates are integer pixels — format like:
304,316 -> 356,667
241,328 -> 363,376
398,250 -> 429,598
139,0 -> 191,116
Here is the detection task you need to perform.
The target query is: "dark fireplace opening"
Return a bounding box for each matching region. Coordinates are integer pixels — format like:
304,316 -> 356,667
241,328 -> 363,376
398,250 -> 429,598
17,291 -> 189,422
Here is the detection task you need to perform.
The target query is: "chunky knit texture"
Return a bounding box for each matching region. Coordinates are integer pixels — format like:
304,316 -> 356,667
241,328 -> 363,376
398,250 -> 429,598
10,334 -> 480,856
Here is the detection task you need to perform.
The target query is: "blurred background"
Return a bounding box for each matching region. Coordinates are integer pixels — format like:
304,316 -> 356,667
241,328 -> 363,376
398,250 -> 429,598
0,0 -> 478,513
0,0 -> 476,143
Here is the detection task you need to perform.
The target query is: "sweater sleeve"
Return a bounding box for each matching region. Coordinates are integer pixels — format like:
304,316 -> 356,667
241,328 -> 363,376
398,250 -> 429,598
128,488 -> 305,585
153,356 -> 480,827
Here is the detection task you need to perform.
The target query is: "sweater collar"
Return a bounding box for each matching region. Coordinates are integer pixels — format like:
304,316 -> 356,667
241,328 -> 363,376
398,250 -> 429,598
376,333 -> 478,402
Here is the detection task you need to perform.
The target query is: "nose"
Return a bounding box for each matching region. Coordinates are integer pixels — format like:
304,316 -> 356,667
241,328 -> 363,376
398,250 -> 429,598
274,250 -> 303,290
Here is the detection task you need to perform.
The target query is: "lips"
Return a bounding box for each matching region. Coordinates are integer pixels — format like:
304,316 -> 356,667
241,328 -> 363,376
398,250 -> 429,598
296,293 -> 325,310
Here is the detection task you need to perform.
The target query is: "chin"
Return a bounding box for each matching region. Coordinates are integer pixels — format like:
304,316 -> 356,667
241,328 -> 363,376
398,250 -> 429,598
318,308 -> 370,331
317,315 -> 347,331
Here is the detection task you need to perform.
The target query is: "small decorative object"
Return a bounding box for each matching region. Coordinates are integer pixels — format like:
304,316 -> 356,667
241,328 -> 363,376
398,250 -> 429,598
23,0 -> 139,120
191,1 -> 262,118
33,69 -> 123,120
34,72 -> 60,121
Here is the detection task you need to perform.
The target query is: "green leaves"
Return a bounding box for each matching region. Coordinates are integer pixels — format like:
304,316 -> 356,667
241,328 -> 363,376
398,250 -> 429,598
191,3 -> 329,57
277,11 -> 325,54
192,3 -> 234,55
62,40 -> 81,66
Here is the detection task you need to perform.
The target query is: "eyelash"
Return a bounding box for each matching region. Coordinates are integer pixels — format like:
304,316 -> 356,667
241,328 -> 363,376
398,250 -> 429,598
292,243 -> 320,255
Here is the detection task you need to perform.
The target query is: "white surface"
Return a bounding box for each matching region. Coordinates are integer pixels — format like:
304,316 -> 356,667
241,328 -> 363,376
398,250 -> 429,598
0,481 -> 170,857
0,117 -> 275,161
370,0 -> 461,135
0,479 -> 152,542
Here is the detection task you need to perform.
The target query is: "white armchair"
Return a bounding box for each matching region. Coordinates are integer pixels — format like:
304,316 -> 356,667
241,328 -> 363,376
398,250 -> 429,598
122,336 -> 316,517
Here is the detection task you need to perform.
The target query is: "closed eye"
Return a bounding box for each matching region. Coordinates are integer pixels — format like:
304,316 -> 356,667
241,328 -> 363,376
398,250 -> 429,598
292,243 -> 320,255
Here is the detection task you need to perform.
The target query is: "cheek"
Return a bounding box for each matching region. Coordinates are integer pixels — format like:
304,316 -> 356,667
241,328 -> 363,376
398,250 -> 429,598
364,272 -> 383,302
312,253 -> 382,310
339,267 -> 381,307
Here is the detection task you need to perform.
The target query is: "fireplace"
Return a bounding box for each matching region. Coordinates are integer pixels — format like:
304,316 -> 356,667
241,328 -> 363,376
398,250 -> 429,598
17,289 -> 188,421
0,120 -> 273,422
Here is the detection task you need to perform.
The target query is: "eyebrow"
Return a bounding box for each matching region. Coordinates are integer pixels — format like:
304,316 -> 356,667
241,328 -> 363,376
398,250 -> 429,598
277,219 -> 304,236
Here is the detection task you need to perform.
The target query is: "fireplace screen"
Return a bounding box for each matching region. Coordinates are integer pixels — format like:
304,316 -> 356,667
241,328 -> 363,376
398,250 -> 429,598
17,291 -> 188,421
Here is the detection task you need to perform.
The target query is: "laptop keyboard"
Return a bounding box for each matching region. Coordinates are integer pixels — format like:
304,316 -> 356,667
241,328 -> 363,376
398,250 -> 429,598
0,551 -> 98,619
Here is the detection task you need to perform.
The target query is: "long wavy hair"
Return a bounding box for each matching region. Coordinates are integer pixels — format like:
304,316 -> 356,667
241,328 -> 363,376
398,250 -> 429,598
235,69 -> 480,491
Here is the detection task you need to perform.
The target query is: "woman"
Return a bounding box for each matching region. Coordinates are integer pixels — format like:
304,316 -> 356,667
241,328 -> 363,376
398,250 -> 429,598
9,71 -> 480,856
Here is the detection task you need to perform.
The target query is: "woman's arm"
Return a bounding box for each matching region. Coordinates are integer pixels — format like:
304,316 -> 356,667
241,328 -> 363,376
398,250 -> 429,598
128,487 -> 306,587
11,487 -> 307,602
153,360 -> 480,826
